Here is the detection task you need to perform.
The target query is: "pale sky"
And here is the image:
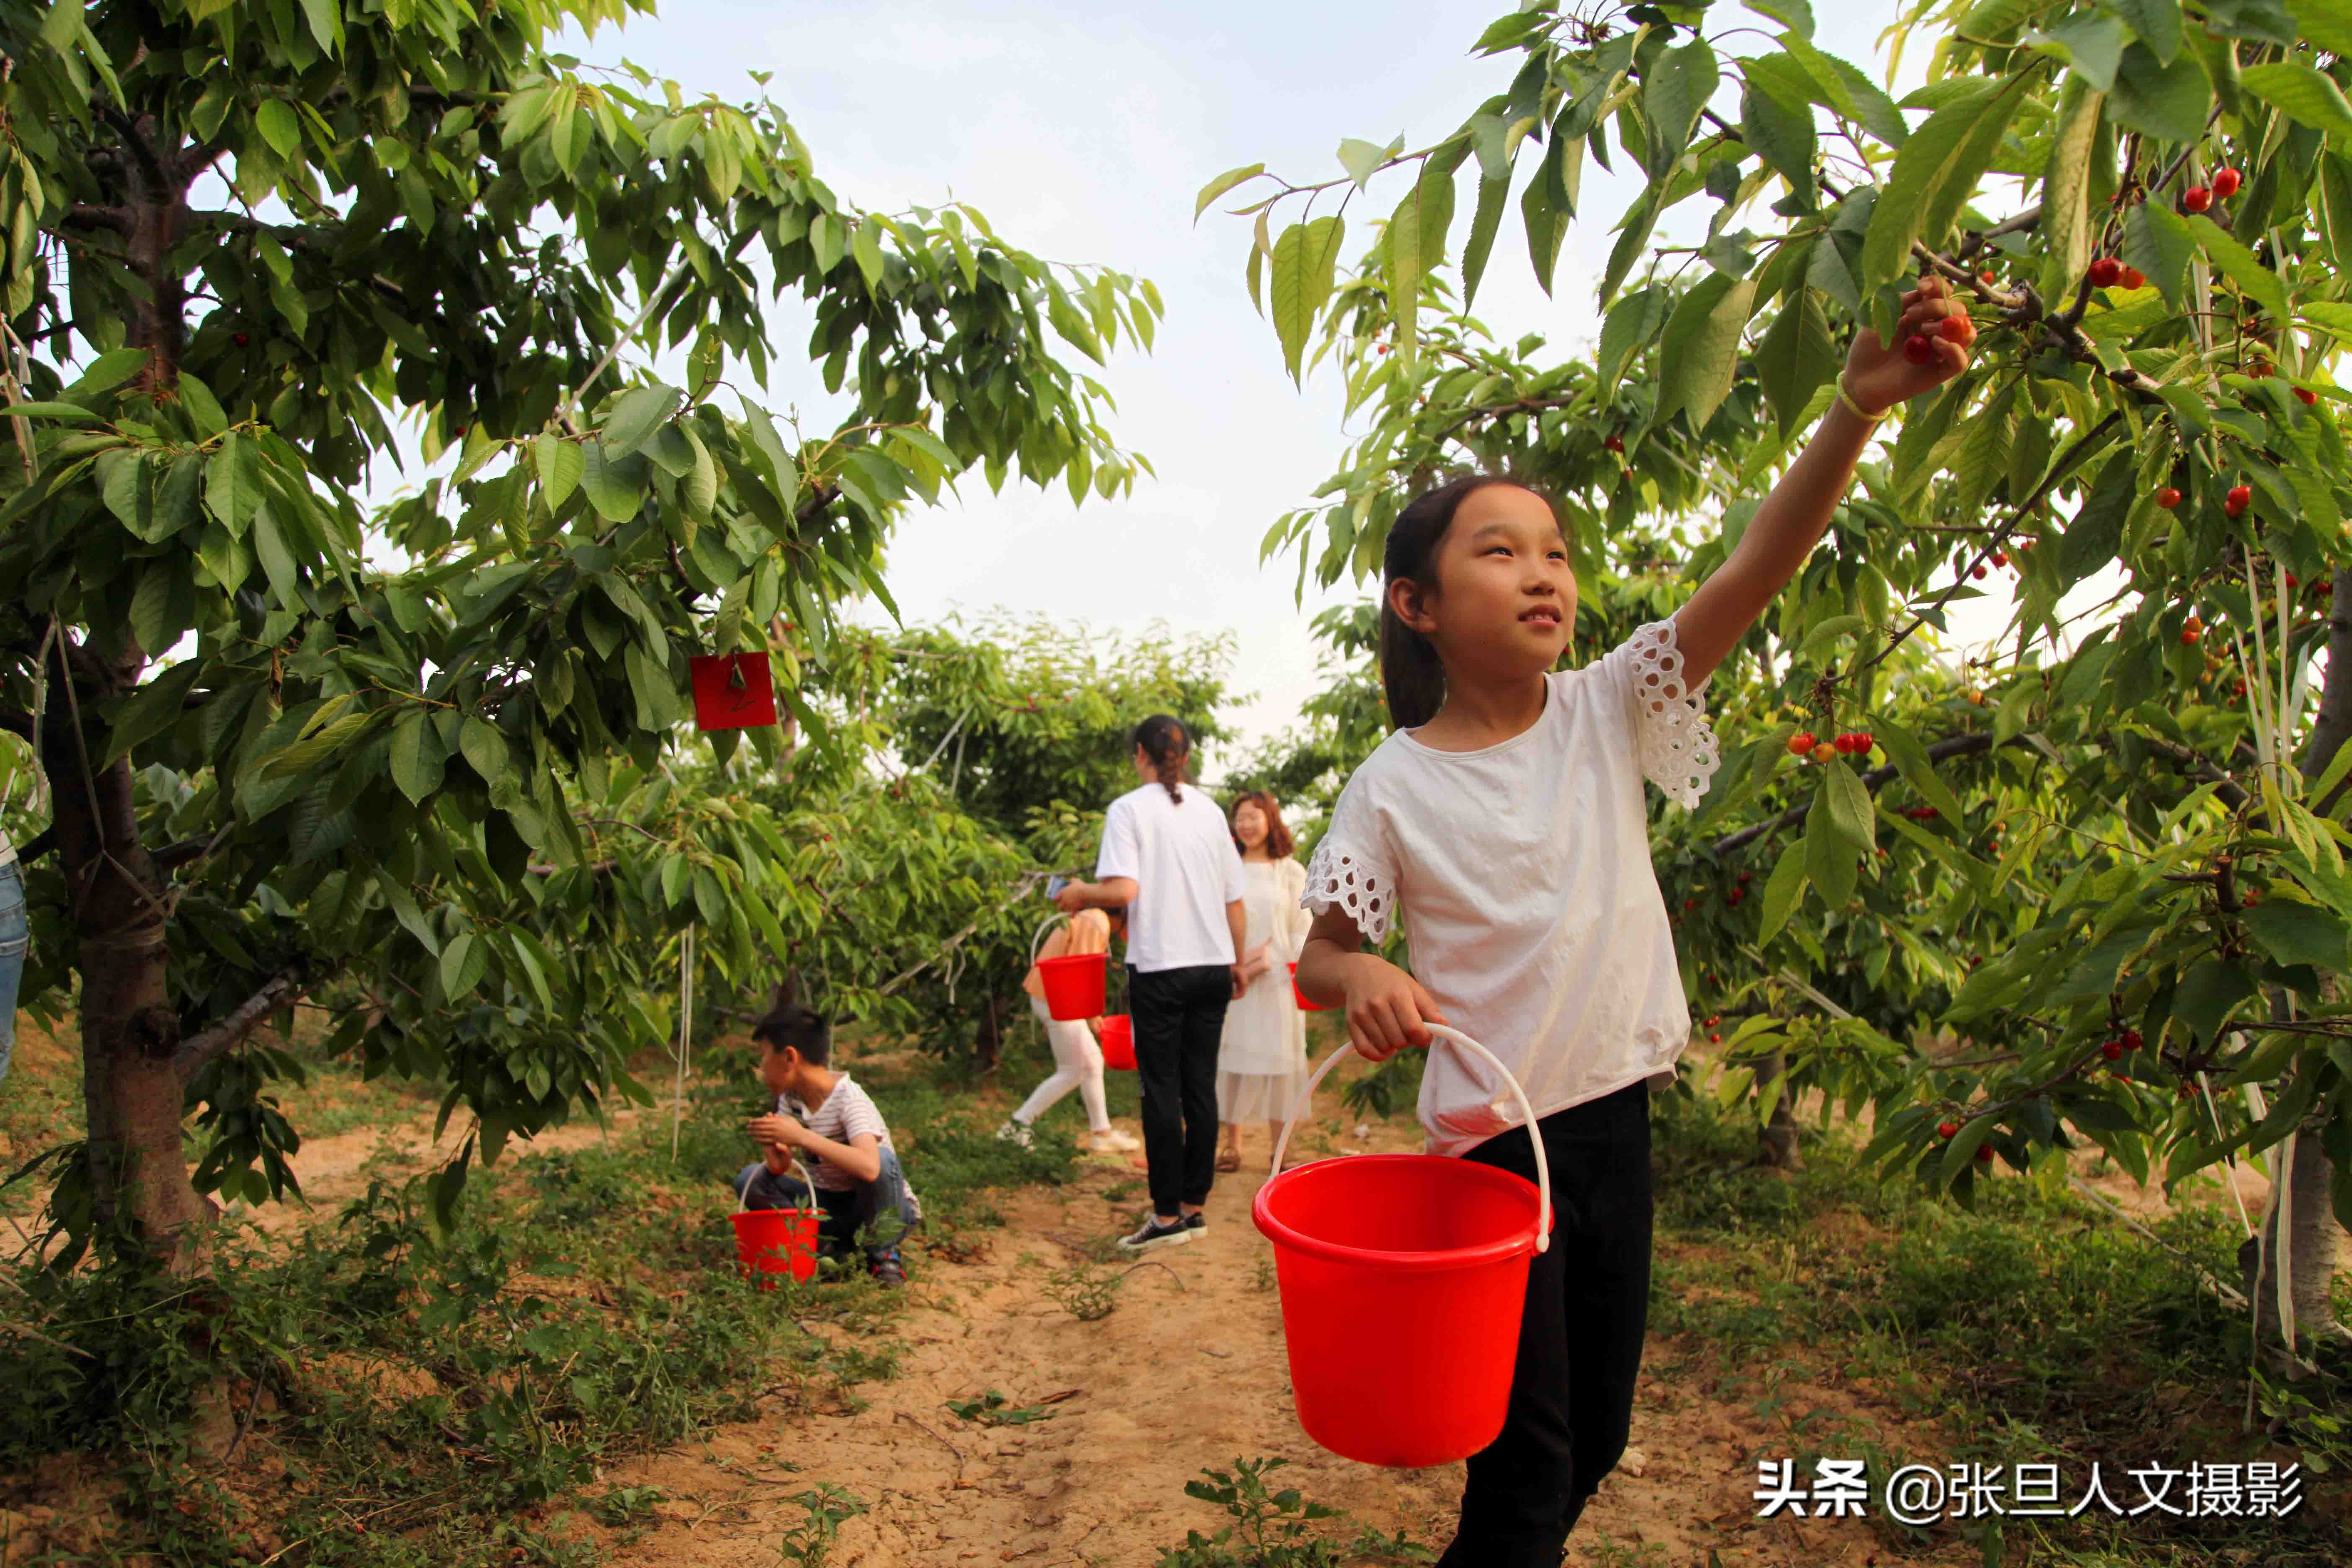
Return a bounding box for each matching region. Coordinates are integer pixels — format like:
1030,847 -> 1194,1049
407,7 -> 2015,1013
557,3 -> 2031,771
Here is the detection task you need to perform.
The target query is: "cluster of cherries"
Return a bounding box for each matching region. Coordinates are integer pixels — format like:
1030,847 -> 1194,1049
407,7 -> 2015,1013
2182,165 -> 2243,213
1787,730 -> 1872,761
1897,805 -> 1941,821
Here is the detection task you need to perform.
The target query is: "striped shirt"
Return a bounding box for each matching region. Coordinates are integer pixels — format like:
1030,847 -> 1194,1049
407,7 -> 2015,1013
776,1074 -> 910,1200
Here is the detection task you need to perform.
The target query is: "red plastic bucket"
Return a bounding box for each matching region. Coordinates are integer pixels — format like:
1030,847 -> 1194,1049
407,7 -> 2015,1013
1288,961 -> 1323,1012
1251,1026 -> 1552,1468
1099,1013 -> 1135,1070
1035,952 -> 1106,1021
731,1206 -> 819,1288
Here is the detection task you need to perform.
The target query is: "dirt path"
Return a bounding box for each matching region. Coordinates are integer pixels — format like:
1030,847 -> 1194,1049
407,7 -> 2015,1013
580,1137 -> 1937,1568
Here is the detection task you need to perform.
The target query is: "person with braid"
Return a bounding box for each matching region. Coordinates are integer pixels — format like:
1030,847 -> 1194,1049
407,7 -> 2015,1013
1055,714 -> 1248,1253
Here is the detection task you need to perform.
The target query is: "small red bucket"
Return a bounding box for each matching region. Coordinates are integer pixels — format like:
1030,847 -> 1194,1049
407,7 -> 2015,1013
731,1206 -> 819,1288
1253,1026 -> 1552,1468
690,652 -> 778,731
1035,952 -> 1106,1021
1099,1013 -> 1135,1070
1289,961 -> 1324,1012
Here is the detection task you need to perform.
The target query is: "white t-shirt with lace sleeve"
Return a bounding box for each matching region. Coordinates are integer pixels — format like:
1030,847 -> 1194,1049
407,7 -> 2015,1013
1302,618 -> 1720,1157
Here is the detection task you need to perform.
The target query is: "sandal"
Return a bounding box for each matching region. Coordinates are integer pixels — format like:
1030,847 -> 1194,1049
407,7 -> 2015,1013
1216,1148 -> 1241,1173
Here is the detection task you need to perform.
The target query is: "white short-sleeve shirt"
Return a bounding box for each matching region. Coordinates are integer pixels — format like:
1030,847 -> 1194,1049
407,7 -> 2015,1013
1097,781 -> 1248,973
1302,619 -> 1720,1155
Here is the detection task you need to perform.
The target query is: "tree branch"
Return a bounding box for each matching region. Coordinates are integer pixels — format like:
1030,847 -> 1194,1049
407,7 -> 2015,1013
1712,732 -> 2002,857
173,970 -> 323,1082
60,205 -> 131,233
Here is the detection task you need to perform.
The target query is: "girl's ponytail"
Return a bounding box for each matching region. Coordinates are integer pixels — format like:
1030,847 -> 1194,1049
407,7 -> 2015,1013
1380,472 -> 1539,731
1132,714 -> 1191,804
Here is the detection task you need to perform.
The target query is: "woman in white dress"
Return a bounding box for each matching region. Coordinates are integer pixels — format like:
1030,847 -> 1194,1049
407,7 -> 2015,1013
1215,792 -> 1312,1171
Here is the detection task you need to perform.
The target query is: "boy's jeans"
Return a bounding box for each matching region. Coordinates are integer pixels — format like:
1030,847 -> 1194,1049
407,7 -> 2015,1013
732,1145 -> 918,1268
0,858 -> 24,1087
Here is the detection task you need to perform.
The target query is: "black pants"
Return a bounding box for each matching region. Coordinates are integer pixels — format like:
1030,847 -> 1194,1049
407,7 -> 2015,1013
1127,963 -> 1231,1216
1436,1079 -> 1653,1568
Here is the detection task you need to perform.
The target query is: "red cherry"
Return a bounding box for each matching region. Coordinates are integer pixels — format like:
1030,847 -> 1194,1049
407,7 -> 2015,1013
2296,387 -> 2319,406
1903,333 -> 1936,366
1376,344 -> 1390,356
2213,168 -> 2243,200
2226,484 -> 2252,518
1939,313 -> 1976,346
1709,1032 -> 1721,1044
2087,257 -> 2122,287
1856,731 -> 1873,752
2181,628 -> 2201,645
1991,550 -> 2008,568
2102,1039 -> 2123,1061
1973,563 -> 1988,579
1727,889 -> 1744,906
1737,872 -> 1752,886
1788,731 -> 1816,756
1604,433 -> 1625,453
232,332 -> 250,347
2119,266 -> 2146,289
1975,1144 -> 1995,1163
2156,487 -> 2182,509
2184,185 -> 2213,213
2287,574 -> 2299,588
1938,1121 -> 1959,1140
1978,270 -> 1998,284
1705,1014 -> 1720,1026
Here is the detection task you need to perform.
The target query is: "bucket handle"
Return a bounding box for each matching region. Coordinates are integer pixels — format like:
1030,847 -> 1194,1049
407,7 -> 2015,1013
1029,911 -> 1071,966
1268,1024 -> 1550,1255
736,1155 -> 820,1215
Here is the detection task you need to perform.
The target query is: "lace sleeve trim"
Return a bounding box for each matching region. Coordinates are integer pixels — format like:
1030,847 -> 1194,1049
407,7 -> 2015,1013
1620,619 -> 1721,810
1302,833 -> 1394,945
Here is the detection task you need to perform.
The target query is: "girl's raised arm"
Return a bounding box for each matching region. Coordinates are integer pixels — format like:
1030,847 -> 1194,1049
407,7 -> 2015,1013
1670,276 -> 1972,687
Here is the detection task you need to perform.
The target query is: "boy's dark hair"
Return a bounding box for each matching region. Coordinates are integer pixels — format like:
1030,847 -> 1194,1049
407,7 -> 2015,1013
1132,714 -> 1191,805
752,979 -> 831,1066
1379,473 -> 1561,730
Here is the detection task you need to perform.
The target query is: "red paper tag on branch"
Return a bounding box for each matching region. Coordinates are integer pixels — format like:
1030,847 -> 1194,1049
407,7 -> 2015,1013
689,653 -> 777,731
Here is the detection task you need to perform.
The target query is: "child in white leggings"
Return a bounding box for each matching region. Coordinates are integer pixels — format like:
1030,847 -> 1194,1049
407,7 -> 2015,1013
1000,908 -> 1141,1153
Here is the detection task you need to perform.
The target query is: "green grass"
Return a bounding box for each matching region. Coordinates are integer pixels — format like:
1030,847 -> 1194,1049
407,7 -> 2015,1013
1643,1088 -> 2350,1566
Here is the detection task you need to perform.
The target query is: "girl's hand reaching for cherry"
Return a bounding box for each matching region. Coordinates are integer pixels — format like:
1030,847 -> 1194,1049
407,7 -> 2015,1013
1841,275 -> 1972,416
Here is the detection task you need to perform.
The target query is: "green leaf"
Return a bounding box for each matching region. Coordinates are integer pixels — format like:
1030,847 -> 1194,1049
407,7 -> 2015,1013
1641,39 -> 1720,179
2243,900 -> 2352,971
2122,199 -> 2197,307
2117,0 -> 2186,64
1386,155 -> 1458,360
255,100 -> 302,160
1873,719 -> 1970,828
1654,273 -> 1757,430
2108,41 -> 2213,144
1271,217 -> 1345,382
102,660 -> 203,767
535,434 -> 584,511
1823,758 -> 1876,854
2290,0 -> 2352,57
850,218 -> 885,291
299,0 -> 343,54
250,501 -> 299,606
2027,11 -> 2129,92
204,430 -> 261,535
2187,214 -> 2290,324
1460,172 -> 1511,312
579,443 -> 646,524
389,713 -> 445,805
2239,60 -> 2352,137
1596,285 -> 1668,403
177,374 -> 229,439
1805,777 -> 1859,908
2058,453 -> 2136,587
440,932 -> 486,1003
1193,162 -> 1264,221
1742,78 -> 1818,208
1756,288 -> 1838,440
1335,138 -> 1389,190
600,384 -> 681,458
1859,80 -> 2027,295
460,716 -> 508,787
1758,846 -> 1809,944
2038,80 -> 2106,305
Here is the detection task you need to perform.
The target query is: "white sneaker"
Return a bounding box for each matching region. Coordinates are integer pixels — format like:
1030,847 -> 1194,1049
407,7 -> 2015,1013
995,1119 -> 1034,1147
1087,1129 -> 1141,1153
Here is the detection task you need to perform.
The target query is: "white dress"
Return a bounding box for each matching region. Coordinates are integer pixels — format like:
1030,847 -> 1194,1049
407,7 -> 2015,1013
1217,857 -> 1312,1123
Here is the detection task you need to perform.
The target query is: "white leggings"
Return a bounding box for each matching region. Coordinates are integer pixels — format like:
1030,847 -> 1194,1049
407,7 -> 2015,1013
1012,996 -> 1111,1132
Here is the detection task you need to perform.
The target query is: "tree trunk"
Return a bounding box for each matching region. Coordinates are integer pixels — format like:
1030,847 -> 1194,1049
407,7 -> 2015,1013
972,993 -> 1014,1075
2238,1122 -> 2342,1370
2244,571 -> 2352,1361
40,638 -> 207,1257
1755,1050 -> 1803,1171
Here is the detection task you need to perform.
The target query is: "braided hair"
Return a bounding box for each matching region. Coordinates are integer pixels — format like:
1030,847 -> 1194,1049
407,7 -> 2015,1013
1132,714 -> 1190,805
